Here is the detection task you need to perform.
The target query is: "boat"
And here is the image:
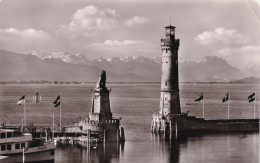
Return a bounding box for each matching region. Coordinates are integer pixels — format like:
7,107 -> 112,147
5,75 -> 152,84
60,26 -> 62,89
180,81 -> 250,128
0,129 -> 55,163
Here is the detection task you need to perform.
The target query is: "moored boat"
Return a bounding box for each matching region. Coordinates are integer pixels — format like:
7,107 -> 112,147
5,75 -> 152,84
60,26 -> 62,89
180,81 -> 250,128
0,129 -> 55,163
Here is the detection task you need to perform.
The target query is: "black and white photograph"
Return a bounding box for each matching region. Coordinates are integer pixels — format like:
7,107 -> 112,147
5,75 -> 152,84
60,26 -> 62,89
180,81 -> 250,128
0,0 -> 259,162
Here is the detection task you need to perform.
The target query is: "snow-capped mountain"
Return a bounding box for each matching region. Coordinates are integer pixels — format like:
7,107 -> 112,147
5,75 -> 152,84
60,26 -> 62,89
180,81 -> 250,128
179,56 -> 243,82
92,56 -> 160,64
92,56 -> 161,81
29,51 -> 91,65
2,49 -> 257,82
28,51 -> 246,82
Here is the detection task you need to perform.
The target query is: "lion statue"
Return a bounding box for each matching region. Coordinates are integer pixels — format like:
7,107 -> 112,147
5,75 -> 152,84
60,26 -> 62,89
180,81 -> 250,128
96,70 -> 107,89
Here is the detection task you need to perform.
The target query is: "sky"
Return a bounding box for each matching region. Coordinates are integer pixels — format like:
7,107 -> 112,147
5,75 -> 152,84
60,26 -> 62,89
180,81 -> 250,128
0,0 -> 259,69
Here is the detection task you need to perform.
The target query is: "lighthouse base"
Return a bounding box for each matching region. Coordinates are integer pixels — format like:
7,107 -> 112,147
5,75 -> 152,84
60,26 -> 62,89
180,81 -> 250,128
151,113 -> 259,133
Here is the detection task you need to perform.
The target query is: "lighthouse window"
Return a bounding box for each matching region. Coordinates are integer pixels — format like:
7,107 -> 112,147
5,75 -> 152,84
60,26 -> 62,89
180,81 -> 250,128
166,49 -> 168,53
165,81 -> 167,86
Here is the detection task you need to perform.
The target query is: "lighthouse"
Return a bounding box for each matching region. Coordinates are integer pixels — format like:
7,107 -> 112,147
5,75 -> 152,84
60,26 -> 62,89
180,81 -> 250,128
160,25 -> 181,116
151,25 -> 181,133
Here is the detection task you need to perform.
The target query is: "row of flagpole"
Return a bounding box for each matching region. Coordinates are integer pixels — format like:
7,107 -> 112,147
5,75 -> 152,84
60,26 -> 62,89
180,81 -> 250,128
194,92 -> 257,119
17,93 -> 62,132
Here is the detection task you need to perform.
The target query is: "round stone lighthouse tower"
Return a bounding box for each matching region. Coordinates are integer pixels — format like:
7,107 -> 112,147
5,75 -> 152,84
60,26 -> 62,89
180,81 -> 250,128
151,25 -> 181,133
160,25 -> 180,116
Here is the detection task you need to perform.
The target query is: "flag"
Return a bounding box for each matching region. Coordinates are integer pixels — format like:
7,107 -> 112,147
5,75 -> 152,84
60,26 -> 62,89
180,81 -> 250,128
53,95 -> 60,107
195,93 -> 203,102
248,92 -> 255,103
222,93 -> 229,103
17,95 -> 25,105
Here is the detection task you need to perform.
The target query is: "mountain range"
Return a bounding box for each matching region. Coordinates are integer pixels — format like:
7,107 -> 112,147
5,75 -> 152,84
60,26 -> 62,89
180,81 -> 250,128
0,49 -> 258,82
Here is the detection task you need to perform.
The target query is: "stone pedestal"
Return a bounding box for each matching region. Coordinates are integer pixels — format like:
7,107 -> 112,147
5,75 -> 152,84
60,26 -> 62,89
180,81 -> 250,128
89,88 -> 112,121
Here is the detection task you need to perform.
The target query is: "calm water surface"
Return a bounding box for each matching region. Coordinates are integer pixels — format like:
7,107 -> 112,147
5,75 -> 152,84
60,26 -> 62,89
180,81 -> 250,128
0,84 -> 259,163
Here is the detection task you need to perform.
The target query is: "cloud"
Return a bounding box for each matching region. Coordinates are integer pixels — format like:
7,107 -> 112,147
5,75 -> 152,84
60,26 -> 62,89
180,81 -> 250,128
0,28 -> 49,38
123,16 -> 148,27
58,5 -> 120,37
194,28 -> 245,45
217,45 -> 260,69
58,6 -> 149,37
0,28 -> 50,52
89,40 -> 144,48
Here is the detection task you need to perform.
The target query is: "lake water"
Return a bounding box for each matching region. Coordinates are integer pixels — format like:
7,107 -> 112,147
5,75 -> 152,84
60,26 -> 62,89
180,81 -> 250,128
0,84 -> 259,163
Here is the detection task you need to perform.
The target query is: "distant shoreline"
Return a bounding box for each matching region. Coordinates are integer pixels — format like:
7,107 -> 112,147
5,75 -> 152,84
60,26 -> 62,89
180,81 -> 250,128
0,81 -> 259,85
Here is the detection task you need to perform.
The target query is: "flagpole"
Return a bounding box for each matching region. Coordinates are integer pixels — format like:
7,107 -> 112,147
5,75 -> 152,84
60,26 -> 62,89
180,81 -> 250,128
22,118 -> 23,132
24,96 -> 26,126
228,91 -> 230,120
60,93 -> 61,132
23,147 -> 25,163
53,111 -> 55,140
203,92 -> 204,118
254,92 -> 256,119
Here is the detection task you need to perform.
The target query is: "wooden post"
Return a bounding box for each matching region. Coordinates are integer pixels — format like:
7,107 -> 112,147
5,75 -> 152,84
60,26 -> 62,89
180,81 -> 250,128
151,120 -> 153,133
45,130 -> 48,143
169,121 -> 172,138
120,127 -> 125,142
117,129 -> 119,144
117,129 -> 119,155
88,129 -> 91,143
103,129 -> 106,144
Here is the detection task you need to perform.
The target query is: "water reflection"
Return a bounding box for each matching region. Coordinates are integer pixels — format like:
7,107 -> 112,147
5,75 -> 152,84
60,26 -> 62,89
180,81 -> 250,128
55,141 -> 124,163
54,131 -> 259,163
151,132 -> 259,163
151,133 -> 184,163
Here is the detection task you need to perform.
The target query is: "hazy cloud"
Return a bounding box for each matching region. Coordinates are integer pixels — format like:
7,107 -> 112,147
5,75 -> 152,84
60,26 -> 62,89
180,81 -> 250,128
217,45 -> 260,68
195,28 -> 245,45
123,16 -> 148,27
89,40 -> 144,48
0,28 -> 50,52
0,28 -> 49,38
